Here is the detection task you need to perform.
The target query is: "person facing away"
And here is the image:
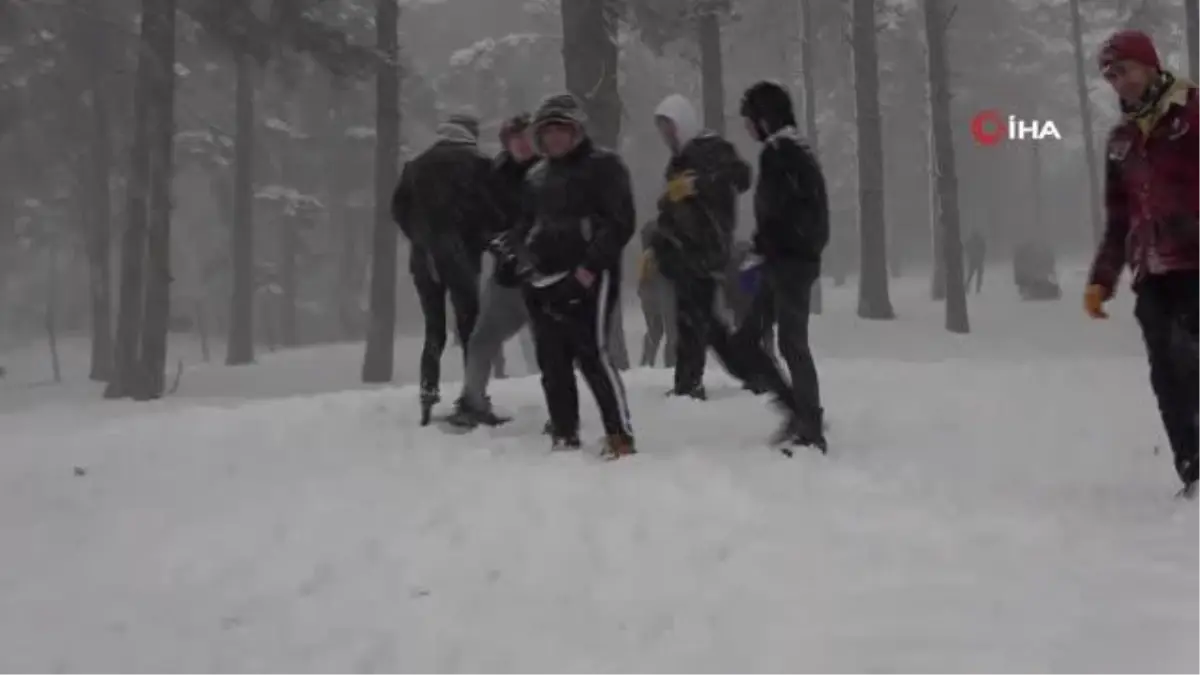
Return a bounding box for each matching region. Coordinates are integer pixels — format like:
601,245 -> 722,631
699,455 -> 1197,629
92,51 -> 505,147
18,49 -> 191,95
447,113 -> 542,429
1083,29 -> 1198,498
391,112 -> 494,425
963,229 -> 986,294
738,80 -> 831,454
637,219 -> 676,368
512,93 -> 637,458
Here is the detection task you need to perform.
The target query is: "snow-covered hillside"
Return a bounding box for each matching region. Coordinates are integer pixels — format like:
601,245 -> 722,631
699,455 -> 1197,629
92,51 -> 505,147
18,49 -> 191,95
0,271 -> 1195,672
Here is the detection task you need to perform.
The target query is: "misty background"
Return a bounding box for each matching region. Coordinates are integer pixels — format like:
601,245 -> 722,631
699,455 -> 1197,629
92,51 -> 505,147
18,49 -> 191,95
0,0 -> 1196,400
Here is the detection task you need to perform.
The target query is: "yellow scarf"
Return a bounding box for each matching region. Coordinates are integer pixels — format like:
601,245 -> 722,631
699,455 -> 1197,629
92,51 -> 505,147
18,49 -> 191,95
1128,72 -> 1196,137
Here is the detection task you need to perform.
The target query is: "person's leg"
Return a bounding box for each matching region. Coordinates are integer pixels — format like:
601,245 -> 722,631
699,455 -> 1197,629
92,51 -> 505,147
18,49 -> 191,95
571,269 -> 635,454
518,326 -> 539,375
527,292 -> 581,445
976,264 -> 984,294
413,271 -> 448,401
768,263 -> 824,448
459,279 -> 527,410
660,280 -> 679,369
446,265 -> 482,372
672,276 -> 714,397
640,288 -> 663,367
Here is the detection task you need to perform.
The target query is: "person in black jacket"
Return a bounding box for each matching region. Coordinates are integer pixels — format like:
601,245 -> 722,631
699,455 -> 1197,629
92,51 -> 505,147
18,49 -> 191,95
392,112 -> 494,425
511,93 -> 636,458
738,81 -> 830,453
447,113 -> 541,429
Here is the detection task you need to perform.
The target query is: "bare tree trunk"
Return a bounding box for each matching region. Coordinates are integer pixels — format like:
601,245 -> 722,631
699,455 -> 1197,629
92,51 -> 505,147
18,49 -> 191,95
195,298 -> 210,362
361,0 -> 400,383
280,218 -> 297,347
1186,0 -> 1198,81
1069,0 -> 1103,245
138,0 -> 178,400
923,0 -> 968,334
697,9 -> 725,135
561,0 -> 629,368
45,247 -> 61,384
83,22 -> 114,383
227,52 -> 256,365
104,2 -> 155,399
799,0 -> 822,314
851,0 -> 894,319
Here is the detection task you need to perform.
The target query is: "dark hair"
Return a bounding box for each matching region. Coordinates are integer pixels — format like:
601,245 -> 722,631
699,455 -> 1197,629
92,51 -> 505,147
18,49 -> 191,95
739,80 -> 796,138
499,113 -> 532,143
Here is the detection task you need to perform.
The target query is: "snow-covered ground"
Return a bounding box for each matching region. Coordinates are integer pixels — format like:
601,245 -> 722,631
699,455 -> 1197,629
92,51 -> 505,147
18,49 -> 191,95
1,269 -> 1196,672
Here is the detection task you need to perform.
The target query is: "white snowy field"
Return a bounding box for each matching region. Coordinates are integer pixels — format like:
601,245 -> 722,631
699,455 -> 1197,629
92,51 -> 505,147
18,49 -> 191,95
1,269 -> 1196,672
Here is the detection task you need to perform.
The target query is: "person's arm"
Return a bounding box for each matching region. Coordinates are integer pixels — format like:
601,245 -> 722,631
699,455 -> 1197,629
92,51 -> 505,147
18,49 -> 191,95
1086,144 -> 1129,294
693,137 -> 752,196
580,154 -> 636,276
391,161 -> 413,240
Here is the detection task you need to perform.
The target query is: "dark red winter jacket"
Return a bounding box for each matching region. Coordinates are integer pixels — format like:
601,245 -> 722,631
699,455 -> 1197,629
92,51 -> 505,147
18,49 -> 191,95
1089,76 -> 1199,292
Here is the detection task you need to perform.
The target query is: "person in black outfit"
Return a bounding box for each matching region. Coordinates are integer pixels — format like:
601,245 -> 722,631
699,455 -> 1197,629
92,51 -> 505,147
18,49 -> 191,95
738,81 -> 830,453
392,112 -> 494,424
507,93 -> 636,458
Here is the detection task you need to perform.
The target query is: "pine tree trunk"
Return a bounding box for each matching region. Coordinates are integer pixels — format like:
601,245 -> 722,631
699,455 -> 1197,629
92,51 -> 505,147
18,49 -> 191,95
361,0 -> 400,384
851,0 -> 894,320
104,1 -> 155,399
1185,0 -> 1198,81
227,52 -> 256,366
929,115 -> 945,301
1069,0 -> 1103,245
86,77 -> 114,382
923,0 -> 968,334
280,215 -> 297,347
138,0 -> 178,400
195,298 -> 210,362
799,0 -> 822,314
697,10 -> 725,135
561,0 -> 629,368
45,247 -> 62,384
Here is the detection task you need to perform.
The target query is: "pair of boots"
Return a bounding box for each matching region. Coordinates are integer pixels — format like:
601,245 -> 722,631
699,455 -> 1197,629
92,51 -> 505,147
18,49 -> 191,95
542,420 -> 635,459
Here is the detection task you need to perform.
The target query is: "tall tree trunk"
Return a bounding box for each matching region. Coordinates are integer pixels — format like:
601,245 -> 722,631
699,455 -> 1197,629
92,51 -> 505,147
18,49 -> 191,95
798,0 -> 822,314
45,246 -> 62,384
1069,0 -> 1103,245
697,10 -> 725,135
226,52 -> 256,365
280,216 -> 297,347
361,0 -> 400,383
923,0 -> 968,334
1186,0 -> 1198,81
104,2 -> 156,399
86,74 -> 114,382
138,0 -> 178,399
851,0 -> 894,320
928,118 -> 945,301
561,0 -> 629,368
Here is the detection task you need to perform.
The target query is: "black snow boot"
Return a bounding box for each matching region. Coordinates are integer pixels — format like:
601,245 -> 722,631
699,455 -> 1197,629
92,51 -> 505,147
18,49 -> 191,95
446,397 -> 511,429
419,386 -> 440,426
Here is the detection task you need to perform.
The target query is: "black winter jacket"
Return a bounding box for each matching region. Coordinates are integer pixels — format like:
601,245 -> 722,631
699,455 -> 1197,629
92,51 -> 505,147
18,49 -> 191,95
489,150 -> 537,238
517,137 -> 635,279
391,138 -> 495,279
752,129 -> 829,264
653,133 -> 751,279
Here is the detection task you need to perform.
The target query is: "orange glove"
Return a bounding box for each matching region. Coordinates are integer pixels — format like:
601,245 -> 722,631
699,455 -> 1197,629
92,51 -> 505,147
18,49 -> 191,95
1083,284 -> 1110,319
665,171 -> 697,202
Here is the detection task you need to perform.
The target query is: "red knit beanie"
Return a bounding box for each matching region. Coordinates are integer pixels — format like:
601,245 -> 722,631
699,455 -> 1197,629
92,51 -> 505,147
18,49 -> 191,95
1098,29 -> 1161,72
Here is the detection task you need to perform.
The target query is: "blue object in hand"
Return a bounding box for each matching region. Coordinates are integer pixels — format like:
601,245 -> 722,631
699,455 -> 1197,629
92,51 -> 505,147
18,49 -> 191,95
738,255 -> 764,296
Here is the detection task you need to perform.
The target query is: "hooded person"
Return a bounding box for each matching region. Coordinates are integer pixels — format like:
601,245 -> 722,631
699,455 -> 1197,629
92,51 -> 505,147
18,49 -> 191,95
738,80 -> 831,454
391,110 -> 494,424
508,92 -> 638,458
445,113 -> 543,429
1084,30 -> 1198,497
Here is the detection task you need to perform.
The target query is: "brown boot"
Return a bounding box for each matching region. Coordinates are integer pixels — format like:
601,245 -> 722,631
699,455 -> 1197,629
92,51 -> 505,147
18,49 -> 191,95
600,433 -> 636,460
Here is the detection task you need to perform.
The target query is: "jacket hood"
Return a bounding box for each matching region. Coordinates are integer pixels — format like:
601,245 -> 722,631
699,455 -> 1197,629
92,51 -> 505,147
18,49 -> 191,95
654,94 -> 702,151
740,80 -> 797,138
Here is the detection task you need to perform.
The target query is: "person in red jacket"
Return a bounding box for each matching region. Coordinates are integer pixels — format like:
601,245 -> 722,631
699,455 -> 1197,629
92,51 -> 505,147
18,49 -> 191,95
1084,30 -> 1198,497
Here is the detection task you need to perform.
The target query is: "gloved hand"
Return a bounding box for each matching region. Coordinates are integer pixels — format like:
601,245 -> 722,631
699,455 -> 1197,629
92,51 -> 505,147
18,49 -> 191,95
665,171 -> 697,203
1083,284 -> 1110,319
738,255 -> 764,296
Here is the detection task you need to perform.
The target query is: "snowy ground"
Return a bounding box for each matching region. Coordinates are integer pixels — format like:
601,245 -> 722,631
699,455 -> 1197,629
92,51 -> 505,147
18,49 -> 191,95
1,268 -> 1196,672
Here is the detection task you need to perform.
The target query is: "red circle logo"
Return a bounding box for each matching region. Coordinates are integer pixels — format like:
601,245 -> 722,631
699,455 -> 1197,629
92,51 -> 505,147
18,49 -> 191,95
970,109 -> 1004,146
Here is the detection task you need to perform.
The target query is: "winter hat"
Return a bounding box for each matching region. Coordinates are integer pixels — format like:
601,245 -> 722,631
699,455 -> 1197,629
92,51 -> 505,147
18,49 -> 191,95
1098,29 -> 1161,72
654,94 -> 702,150
533,93 -> 588,129
437,111 -> 481,143
499,113 -> 532,143
739,80 -> 797,138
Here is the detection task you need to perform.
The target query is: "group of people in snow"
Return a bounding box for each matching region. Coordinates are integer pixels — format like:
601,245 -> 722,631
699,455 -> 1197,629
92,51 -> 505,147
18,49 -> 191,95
391,28 -> 1197,495
392,80 -> 830,460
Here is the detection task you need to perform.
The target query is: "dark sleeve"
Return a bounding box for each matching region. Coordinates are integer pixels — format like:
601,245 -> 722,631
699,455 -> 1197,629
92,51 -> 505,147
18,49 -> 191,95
582,154 -> 637,275
391,161 -> 413,239
1087,146 -> 1129,291
692,138 -> 751,197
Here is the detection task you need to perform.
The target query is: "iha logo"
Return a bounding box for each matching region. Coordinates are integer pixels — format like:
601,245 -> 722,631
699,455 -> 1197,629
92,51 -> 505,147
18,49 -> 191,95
970,109 -> 1062,146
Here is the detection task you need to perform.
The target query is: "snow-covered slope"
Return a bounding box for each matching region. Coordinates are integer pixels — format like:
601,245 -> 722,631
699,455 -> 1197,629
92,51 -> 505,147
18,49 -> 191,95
1,271 -> 1195,672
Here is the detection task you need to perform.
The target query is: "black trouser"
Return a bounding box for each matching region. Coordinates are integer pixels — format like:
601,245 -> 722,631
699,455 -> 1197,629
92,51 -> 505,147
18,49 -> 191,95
1135,271 -> 1198,484
672,274 -> 796,410
965,262 -> 984,293
737,261 -> 823,438
526,269 -> 633,439
412,253 -> 480,395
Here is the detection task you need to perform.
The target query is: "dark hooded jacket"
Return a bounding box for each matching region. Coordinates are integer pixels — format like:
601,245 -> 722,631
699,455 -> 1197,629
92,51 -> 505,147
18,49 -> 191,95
740,81 -> 830,265
489,150 -> 538,238
392,116 -> 495,279
651,94 -> 752,280
517,94 -> 636,279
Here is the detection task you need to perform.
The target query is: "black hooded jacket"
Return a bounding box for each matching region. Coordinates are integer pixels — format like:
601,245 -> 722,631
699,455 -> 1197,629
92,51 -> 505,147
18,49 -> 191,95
391,126 -> 495,278
740,81 -> 830,264
488,150 -> 537,239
